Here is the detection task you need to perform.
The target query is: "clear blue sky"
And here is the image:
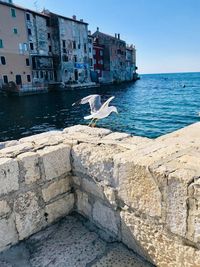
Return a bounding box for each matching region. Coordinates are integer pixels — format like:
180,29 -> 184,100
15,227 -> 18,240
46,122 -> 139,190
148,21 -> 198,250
14,0 -> 200,74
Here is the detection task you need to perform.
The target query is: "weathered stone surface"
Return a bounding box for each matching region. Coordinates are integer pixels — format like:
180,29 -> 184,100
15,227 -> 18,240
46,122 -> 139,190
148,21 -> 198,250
121,210 -> 200,267
93,201 -> 118,235
103,186 -> 117,207
113,151 -> 162,217
14,191 -> 44,240
0,140 -> 19,150
76,190 -> 92,217
45,194 -> 74,224
42,177 -> 70,202
0,200 -> 10,216
72,143 -> 125,186
0,143 -> 33,158
19,130 -> 61,144
0,158 -> 19,196
102,132 -> 130,141
38,144 -> 71,180
0,215 -> 18,252
72,176 -> 81,186
63,125 -> 111,137
81,178 -> 104,199
17,152 -> 40,185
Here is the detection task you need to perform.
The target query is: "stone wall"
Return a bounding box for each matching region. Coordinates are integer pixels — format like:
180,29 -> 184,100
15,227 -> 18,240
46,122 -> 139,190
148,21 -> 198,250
1,123 -> 200,266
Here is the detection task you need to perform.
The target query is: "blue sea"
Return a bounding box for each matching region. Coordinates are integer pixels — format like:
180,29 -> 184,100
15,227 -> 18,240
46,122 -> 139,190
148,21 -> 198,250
0,72 -> 200,141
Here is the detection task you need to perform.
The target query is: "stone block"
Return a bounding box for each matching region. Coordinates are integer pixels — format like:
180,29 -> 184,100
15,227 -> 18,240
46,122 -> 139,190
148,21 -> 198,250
81,178 -> 104,199
72,143 -> 124,186
72,176 -> 81,186
121,210 -> 200,267
63,125 -> 111,137
17,152 -> 41,185
42,177 -> 70,202
38,144 -> 71,181
0,158 -> 19,196
0,200 -> 10,216
93,201 -> 118,235
0,215 -> 18,252
76,190 -> 92,217
19,130 -> 61,144
113,152 -> 162,217
14,191 -> 45,240
0,143 -> 33,158
45,194 -> 74,224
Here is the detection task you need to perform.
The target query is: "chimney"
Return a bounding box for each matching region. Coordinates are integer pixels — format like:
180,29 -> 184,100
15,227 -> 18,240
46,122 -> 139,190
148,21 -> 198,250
118,33 -> 120,39
115,33 -> 117,38
97,27 -> 99,32
88,30 -> 91,35
80,19 -> 83,22
72,15 -> 76,20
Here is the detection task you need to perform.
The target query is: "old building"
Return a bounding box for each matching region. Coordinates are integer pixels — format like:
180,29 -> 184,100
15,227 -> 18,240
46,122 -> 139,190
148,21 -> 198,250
92,29 -> 127,83
25,10 -> 55,84
0,1 -> 32,88
126,45 -> 137,81
93,37 -> 104,79
44,11 -> 91,85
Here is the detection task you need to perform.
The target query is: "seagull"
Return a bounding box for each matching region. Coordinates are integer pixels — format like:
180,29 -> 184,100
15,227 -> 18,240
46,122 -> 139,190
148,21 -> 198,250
72,94 -> 118,126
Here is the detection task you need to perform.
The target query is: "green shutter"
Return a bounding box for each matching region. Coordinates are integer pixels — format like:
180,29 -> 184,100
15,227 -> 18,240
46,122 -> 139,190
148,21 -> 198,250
11,8 -> 16,17
13,28 -> 18,34
0,39 -> 3,48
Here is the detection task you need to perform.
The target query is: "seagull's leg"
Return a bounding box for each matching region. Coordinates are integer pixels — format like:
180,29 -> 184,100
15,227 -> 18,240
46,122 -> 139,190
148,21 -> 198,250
92,119 -> 98,127
88,118 -> 95,127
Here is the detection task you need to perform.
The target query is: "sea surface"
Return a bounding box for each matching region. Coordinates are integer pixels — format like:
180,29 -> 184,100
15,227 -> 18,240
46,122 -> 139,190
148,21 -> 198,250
0,72 -> 200,141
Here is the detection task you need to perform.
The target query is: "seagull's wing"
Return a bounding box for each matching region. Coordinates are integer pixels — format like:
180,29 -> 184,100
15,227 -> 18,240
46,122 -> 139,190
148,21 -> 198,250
99,96 -> 115,111
72,94 -> 101,113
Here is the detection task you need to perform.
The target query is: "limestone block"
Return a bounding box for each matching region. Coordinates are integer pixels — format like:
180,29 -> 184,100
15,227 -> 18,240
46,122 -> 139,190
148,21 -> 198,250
113,152 -> 162,217
45,194 -> 74,224
72,176 -> 81,186
72,143 -> 124,186
14,191 -> 45,240
0,143 -> 33,158
93,200 -> 118,235
42,177 -> 70,202
38,144 -> 71,180
81,178 -> 104,199
121,210 -> 200,267
0,215 -> 18,252
19,130 -> 61,144
0,158 -> 19,196
103,186 -> 117,207
63,125 -> 111,137
0,200 -> 10,216
17,152 -> 40,185
76,190 -> 92,217
102,132 -> 130,141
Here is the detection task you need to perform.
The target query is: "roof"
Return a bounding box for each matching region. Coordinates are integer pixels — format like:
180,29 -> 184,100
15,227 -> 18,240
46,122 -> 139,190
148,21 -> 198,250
0,0 -> 49,18
48,12 -> 88,25
92,31 -> 126,44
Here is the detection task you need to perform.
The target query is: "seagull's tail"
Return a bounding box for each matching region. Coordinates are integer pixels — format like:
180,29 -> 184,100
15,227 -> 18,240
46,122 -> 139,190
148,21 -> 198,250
84,114 -> 94,120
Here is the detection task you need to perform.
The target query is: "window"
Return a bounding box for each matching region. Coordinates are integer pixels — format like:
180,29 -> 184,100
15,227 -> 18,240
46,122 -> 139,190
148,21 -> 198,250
90,58 -> 93,66
47,33 -> 51,39
1,56 -> 6,65
84,43 -> 87,53
73,41 -> 76,49
100,50 -> 103,56
40,71 -> 44,78
49,45 -> 52,52
11,8 -> 16,17
28,28 -> 32,35
0,39 -> 3,48
13,28 -> 18,34
89,47 -> 91,53
3,75 -> 8,84
26,13 -> 30,21
62,40 -> 66,48
26,58 -> 30,66
27,75 -> 31,82
16,75 -> 22,85
62,55 -> 68,62
74,55 -> 77,62
30,43 -> 34,50
78,44 -> 81,49
63,48 -> 67,53
93,49 -> 96,55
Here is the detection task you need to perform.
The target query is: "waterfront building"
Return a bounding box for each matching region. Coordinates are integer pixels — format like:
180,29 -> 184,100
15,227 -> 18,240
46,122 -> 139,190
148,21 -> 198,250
44,11 -> 91,85
0,1 -> 32,88
93,37 -> 104,80
92,28 -> 137,83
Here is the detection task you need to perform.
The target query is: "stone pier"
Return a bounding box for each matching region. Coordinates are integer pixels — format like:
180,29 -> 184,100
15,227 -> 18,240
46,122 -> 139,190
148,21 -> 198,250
0,123 -> 200,266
